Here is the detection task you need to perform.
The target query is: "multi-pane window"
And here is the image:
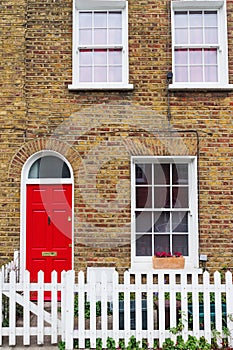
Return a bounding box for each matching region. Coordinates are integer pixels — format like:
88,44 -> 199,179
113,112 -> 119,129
174,10 -> 218,83
79,11 -> 123,83
69,0 -> 133,90
132,157 -> 198,267
171,1 -> 228,87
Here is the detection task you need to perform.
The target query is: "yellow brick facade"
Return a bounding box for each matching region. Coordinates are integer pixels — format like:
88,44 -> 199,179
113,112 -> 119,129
1,0 -> 233,272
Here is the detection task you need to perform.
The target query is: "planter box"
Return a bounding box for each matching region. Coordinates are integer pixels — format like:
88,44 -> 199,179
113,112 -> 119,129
152,256 -> 185,269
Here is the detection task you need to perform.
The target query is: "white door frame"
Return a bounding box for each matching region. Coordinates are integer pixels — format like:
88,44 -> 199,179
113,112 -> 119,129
20,150 -> 74,280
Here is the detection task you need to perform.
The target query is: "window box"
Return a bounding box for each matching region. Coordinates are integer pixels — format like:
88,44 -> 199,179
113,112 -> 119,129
152,256 -> 185,269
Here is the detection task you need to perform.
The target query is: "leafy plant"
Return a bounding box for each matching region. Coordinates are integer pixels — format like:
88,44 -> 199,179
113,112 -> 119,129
106,337 -> 116,349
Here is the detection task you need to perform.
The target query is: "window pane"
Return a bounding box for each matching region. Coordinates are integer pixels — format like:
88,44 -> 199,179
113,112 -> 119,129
109,66 -> 122,82
94,29 -> 107,45
79,12 -> 92,27
136,164 -> 152,185
136,234 -> 152,256
109,12 -> 122,28
154,212 -> 170,232
154,235 -> 170,254
205,65 -> 218,82
79,66 -> 92,82
189,11 -> 202,27
172,164 -> 188,185
94,12 -> 107,27
79,29 -> 92,45
136,211 -> 152,233
189,49 -> 202,64
109,29 -> 122,45
94,66 -> 107,82
175,49 -> 188,64
154,164 -> 170,185
94,50 -> 107,65
205,28 -> 218,44
172,212 -> 188,232
154,187 -> 170,208
172,234 -> 188,256
174,11 -> 188,27
28,156 -> 71,179
109,49 -> 122,64
80,50 -> 92,65
175,66 -> 188,82
175,28 -> 188,44
190,66 -> 203,82
204,49 -> 217,64
172,187 -> 188,208
136,187 -> 152,208
204,11 -> 217,26
190,28 -> 203,44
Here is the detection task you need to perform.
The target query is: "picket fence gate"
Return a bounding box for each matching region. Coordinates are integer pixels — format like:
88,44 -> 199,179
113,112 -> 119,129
0,268 -> 233,349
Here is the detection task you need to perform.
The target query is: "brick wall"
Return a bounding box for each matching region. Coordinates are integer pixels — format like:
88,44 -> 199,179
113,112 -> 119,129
1,0 -> 233,272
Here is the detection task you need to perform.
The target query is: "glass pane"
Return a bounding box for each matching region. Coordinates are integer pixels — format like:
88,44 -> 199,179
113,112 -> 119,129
94,29 -> 107,45
175,28 -> 188,44
172,187 -> 188,208
136,164 -> 152,185
190,66 -> 203,82
172,234 -> 188,256
109,66 -> 122,82
204,11 -> 217,26
189,11 -> 202,27
174,11 -> 188,27
175,66 -> 188,82
205,28 -> 218,44
205,65 -> 218,82
136,187 -> 152,208
94,66 -> 107,82
172,212 -> 188,232
28,157 -> 71,179
109,12 -> 122,28
109,49 -> 122,64
154,212 -> 170,232
79,29 -> 92,45
154,234 -> 170,254
154,187 -> 170,208
136,234 -> 152,256
190,28 -> 203,44
204,49 -> 217,64
154,164 -> 170,185
136,211 -> 152,233
94,49 -> 107,65
109,29 -> 122,45
79,66 -> 92,82
175,49 -> 188,64
172,164 -> 188,185
94,12 -> 107,27
189,49 -> 202,64
80,50 -> 92,65
79,12 -> 92,27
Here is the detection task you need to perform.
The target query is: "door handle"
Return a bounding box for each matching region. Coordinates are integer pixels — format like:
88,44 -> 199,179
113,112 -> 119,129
48,216 -> 51,225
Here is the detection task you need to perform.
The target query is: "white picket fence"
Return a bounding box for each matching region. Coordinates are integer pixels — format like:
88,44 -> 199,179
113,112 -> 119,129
0,269 -> 233,349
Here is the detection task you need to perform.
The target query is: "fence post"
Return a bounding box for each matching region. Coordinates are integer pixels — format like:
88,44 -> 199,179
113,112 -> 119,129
226,271 -> 233,347
65,270 -> 75,350
9,271 -> 16,346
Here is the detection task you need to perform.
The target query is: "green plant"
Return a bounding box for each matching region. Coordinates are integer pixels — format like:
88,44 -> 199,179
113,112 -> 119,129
106,336 -> 116,349
126,335 -> 141,350
58,341 -> 65,350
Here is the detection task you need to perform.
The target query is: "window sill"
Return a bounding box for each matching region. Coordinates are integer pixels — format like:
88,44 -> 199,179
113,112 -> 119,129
168,83 -> 233,91
68,83 -> 134,91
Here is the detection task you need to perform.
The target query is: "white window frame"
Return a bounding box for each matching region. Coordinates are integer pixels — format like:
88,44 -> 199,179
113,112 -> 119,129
68,0 -> 133,90
170,0 -> 232,90
131,156 -> 199,271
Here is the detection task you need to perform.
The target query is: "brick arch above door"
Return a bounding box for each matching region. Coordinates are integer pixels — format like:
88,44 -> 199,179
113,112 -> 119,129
8,138 -> 80,180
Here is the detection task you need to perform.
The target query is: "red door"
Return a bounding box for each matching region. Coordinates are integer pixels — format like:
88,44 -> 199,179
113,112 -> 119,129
26,184 -> 72,298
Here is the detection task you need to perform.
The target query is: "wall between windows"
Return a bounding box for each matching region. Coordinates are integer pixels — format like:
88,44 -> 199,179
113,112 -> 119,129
1,0 -> 233,272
